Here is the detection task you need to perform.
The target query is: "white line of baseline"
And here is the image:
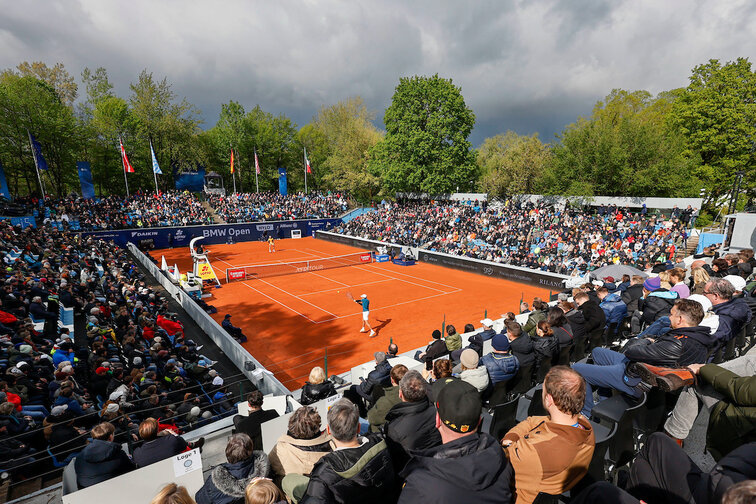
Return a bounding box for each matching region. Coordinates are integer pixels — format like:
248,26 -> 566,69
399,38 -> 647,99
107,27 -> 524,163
297,278 -> 395,296
349,265 -> 449,294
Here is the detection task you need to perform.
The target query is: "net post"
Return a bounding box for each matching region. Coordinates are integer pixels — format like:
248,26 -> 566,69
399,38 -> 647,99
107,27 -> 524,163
442,313 -> 446,336
484,309 -> 487,319
549,290 -> 553,301
324,346 -> 328,377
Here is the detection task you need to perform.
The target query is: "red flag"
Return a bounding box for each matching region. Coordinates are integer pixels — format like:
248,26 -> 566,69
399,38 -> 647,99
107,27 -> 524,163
254,149 -> 260,175
119,137 -> 135,173
230,149 -> 235,174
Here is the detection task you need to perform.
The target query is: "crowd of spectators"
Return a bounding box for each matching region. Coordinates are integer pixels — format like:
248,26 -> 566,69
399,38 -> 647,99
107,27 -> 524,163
0,219 -> 247,493
206,192 -> 348,223
43,191 -> 213,231
337,199 -> 694,274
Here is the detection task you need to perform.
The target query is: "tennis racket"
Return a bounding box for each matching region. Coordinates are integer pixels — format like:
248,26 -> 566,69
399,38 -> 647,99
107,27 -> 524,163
345,291 -> 355,301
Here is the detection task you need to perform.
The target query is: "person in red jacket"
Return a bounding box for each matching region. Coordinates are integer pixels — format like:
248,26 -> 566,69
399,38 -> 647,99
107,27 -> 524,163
156,313 -> 183,338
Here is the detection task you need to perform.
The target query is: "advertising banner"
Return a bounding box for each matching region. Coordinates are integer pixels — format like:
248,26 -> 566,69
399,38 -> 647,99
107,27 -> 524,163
76,161 -> 95,199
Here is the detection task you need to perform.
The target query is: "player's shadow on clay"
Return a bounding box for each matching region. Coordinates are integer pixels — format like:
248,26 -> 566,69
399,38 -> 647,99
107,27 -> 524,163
372,318 -> 392,336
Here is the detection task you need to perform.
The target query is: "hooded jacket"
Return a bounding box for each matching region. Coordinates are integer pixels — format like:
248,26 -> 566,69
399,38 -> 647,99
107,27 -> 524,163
600,293 -> 628,326
564,309 -> 588,343
74,439 -> 134,488
532,335 -> 558,365
367,385 -> 401,432
384,397 -> 441,472
509,334 -> 536,369
578,300 -> 606,334
621,284 -> 644,313
712,298 -> 753,343
269,431 -> 333,478
300,434 -> 396,504
623,325 -> 714,368
398,432 -> 512,504
640,289 -> 679,326
196,452 -> 270,504
460,365 -> 490,393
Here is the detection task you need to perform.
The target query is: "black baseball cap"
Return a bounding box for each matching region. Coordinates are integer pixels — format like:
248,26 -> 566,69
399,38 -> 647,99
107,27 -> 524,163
436,379 -> 481,434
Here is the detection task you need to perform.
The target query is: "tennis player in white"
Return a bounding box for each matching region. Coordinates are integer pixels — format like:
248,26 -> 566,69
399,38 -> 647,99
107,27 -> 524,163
355,294 -> 375,337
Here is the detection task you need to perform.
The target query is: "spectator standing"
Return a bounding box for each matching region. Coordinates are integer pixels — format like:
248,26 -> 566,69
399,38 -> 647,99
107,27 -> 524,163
233,391 -> 279,451
506,321 -> 536,370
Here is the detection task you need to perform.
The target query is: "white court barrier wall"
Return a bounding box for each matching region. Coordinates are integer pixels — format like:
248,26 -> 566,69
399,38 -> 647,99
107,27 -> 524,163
127,243 -> 290,397
62,449 -> 203,504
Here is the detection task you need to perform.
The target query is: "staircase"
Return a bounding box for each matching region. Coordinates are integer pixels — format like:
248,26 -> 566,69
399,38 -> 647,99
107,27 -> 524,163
202,201 -> 225,224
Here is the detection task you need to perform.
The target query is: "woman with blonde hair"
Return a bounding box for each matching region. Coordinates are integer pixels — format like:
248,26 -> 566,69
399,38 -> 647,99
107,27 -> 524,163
245,478 -> 286,504
151,483 -> 196,504
691,267 -> 710,295
299,366 -> 336,405
657,270 -> 672,290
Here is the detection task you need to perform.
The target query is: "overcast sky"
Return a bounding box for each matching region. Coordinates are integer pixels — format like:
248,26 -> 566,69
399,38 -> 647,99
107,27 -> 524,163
1,0 -> 754,145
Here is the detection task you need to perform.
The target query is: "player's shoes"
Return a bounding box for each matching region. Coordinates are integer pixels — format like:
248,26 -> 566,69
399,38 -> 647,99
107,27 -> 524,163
369,330 -> 376,337
360,329 -> 367,333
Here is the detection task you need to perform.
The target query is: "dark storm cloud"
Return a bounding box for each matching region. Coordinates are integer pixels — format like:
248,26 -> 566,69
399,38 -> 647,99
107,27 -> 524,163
1,0 -> 754,146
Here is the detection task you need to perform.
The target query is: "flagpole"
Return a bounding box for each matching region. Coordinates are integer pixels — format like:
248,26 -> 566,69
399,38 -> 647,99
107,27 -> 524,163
27,130 -> 46,199
233,172 -> 237,194
304,147 -> 308,195
120,137 -> 130,198
254,148 -> 259,194
150,141 -> 159,195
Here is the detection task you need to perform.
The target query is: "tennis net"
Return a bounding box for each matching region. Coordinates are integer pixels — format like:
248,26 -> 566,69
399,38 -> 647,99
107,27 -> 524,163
225,251 -> 373,282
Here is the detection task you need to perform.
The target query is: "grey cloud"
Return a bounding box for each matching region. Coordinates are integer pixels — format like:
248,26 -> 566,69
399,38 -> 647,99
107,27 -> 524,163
0,0 -> 754,146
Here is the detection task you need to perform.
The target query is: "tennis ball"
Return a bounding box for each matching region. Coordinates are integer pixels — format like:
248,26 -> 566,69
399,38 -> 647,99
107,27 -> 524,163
337,290 -> 340,294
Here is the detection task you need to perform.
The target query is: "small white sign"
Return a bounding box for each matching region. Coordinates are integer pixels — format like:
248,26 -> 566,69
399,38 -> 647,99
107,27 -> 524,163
173,449 -> 201,477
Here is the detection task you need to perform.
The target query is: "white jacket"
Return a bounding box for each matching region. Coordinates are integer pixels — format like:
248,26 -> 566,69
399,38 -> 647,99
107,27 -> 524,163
460,366 -> 490,393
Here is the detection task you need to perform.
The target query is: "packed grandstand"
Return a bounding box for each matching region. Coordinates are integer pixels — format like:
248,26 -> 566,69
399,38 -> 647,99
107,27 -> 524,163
1,190 -> 755,504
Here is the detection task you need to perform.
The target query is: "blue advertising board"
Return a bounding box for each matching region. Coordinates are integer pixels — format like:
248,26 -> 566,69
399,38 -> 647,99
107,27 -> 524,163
80,218 -> 343,249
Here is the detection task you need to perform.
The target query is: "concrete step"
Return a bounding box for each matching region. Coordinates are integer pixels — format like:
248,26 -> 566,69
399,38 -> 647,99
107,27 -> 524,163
201,201 -> 225,224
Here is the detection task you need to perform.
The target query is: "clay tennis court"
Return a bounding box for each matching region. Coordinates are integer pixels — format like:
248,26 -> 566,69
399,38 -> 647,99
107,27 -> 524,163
155,237 -> 552,389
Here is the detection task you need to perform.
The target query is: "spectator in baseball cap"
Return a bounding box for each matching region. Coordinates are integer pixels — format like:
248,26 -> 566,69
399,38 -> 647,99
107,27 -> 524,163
398,380 -> 511,503
479,332 -> 520,386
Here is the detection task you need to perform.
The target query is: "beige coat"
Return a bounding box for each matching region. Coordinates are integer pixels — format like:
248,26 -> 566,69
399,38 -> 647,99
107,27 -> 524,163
268,430 -> 334,479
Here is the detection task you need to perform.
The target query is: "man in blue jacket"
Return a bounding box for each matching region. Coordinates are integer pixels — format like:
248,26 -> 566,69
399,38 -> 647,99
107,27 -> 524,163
598,286 -> 628,342
480,333 -> 520,386
75,422 -> 134,488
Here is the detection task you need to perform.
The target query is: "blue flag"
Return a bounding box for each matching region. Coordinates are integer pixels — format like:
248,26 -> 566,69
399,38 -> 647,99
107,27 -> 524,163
0,160 -> 10,199
150,142 -> 162,174
77,162 -> 95,199
28,132 -> 48,171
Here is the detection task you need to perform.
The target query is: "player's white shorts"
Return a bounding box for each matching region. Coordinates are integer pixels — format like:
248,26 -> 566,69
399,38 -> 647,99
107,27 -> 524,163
362,311 -> 369,321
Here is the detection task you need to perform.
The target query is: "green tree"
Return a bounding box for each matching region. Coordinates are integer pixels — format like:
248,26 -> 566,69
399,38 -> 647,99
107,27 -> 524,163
541,89 -> 697,197
16,61 -> 78,108
370,74 -> 477,195
670,58 -> 756,207
306,97 -> 382,200
477,131 -> 549,197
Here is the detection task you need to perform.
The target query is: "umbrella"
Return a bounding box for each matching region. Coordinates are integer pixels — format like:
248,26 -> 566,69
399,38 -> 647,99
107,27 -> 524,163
589,264 -> 648,281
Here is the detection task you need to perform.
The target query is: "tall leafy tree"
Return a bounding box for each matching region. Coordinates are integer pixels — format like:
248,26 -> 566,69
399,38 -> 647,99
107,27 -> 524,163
370,74 -> 477,195
670,58 -> 756,206
306,97 -> 382,200
16,61 -> 78,108
540,89 -> 697,197
478,131 -> 549,197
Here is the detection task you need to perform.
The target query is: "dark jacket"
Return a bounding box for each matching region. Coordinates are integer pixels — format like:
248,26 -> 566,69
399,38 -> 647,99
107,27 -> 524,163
479,328 -> 496,341
398,433 -> 512,504
132,433 -> 191,468
564,309 -> 587,343
195,452 -> 270,504
301,434 -> 396,504
508,335 -> 536,369
357,360 -> 392,402
579,300 -> 606,334
699,365 -> 756,461
384,397 -> 442,471
621,284 -> 644,313
423,339 -> 449,369
553,324 -> 574,349
692,441 -> 756,504
233,409 -> 280,451
301,381 -> 337,406
532,335 -> 558,365
480,352 -> 520,385
466,333 -> 484,357
74,439 -> 134,488
640,289 -> 678,326
712,298 -> 753,343
623,325 -> 713,368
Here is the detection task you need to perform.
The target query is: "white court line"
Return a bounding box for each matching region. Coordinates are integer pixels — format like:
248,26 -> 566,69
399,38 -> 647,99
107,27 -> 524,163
298,278 -> 395,296
307,270 -> 350,287
362,261 -> 462,290
215,253 -> 321,270
350,265 -> 449,294
312,288 -> 463,323
252,276 -> 338,317
240,282 -> 320,323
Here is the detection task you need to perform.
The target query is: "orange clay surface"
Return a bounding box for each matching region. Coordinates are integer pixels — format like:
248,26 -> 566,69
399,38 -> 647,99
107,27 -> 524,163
155,237 -> 551,390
